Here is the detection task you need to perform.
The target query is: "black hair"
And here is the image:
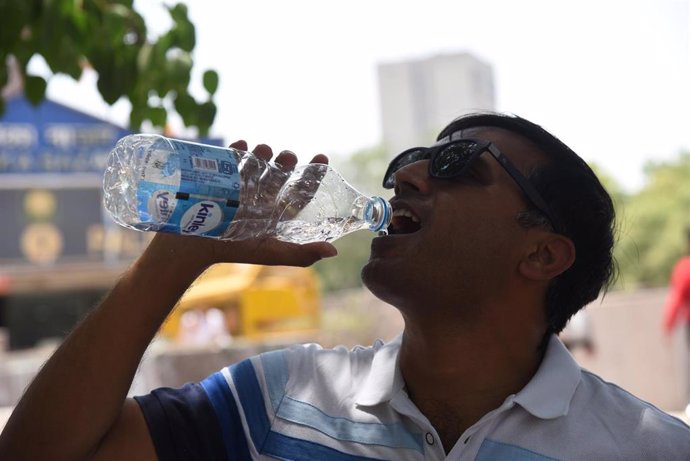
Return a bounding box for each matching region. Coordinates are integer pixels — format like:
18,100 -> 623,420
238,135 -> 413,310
438,112 -> 617,334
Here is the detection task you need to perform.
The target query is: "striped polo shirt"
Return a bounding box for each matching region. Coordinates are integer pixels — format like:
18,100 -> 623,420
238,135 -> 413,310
135,335 -> 690,460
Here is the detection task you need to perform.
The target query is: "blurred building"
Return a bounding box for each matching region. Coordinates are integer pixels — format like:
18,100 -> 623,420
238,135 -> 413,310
0,81 -> 221,349
0,95 -> 134,350
377,52 -> 495,154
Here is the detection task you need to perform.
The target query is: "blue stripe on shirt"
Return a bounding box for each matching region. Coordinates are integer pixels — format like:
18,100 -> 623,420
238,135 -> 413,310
476,439 -> 560,461
263,430 -> 389,461
229,357 -> 397,460
277,395 -> 424,452
230,358 -> 272,450
258,347 -> 422,452
201,372 -> 252,461
260,349 -> 289,411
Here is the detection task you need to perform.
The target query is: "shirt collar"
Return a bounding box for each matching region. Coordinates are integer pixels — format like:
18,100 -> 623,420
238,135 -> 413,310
355,333 -> 582,419
512,334 -> 582,419
354,335 -> 404,406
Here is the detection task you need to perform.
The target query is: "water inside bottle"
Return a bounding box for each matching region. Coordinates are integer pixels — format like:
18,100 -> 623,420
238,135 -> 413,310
275,217 -> 364,243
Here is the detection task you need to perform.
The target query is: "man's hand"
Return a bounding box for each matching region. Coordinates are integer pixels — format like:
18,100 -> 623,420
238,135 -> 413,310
145,140 -> 338,272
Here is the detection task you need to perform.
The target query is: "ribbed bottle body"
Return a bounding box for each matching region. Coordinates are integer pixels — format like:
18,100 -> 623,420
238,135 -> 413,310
103,135 -> 391,243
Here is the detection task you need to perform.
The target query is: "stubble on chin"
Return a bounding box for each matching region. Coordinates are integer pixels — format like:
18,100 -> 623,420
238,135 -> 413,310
360,259 -> 420,310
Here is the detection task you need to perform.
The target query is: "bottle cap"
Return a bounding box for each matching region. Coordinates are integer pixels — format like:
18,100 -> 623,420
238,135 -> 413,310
366,196 -> 392,232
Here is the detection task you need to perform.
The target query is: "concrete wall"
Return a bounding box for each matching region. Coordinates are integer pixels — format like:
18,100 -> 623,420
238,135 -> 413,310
571,287 -> 688,412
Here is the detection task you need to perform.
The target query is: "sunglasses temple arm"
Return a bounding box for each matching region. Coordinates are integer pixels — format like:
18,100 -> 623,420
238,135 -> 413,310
487,145 -> 555,226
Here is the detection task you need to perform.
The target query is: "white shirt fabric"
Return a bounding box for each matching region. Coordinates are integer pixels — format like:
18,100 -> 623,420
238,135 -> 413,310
212,334 -> 690,460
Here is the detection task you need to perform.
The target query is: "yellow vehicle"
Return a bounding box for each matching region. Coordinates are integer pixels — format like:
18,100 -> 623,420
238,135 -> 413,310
160,263 -> 320,342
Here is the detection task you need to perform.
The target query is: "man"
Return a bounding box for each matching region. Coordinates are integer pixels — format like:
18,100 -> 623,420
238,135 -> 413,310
1,113 -> 689,460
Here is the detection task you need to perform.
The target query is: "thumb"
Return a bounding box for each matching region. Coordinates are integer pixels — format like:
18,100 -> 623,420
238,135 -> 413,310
303,242 -> 338,259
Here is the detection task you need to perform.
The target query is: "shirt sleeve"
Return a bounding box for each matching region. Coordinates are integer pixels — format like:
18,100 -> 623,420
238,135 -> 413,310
134,378 -> 248,461
134,351 -> 292,460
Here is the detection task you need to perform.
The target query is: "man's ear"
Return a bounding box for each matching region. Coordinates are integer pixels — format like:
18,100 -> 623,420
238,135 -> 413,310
519,234 -> 576,281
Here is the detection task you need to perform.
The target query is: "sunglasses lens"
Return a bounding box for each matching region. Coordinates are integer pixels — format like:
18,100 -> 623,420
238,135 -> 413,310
431,142 -> 478,178
383,149 -> 427,188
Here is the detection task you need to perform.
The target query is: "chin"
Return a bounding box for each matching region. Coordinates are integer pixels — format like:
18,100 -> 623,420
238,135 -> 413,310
361,259 -> 416,310
361,253 -> 390,286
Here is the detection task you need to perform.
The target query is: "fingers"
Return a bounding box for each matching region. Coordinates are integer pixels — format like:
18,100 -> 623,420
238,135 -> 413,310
274,151 -> 329,169
310,154 -> 329,164
229,140 -> 248,151
275,150 -> 298,172
154,234 -> 338,274
256,240 -> 338,267
305,242 -> 338,258
229,140 -> 329,168
252,144 -> 273,162
210,238 -> 338,268
292,242 -> 339,266
230,142 -> 273,163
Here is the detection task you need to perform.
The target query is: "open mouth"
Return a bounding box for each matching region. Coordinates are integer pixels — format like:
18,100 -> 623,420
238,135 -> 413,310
387,207 -> 422,235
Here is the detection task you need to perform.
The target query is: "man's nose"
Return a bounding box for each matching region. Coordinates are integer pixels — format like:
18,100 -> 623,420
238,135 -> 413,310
393,160 -> 431,195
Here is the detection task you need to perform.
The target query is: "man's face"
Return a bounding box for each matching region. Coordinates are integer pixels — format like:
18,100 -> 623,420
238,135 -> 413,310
361,127 -> 548,315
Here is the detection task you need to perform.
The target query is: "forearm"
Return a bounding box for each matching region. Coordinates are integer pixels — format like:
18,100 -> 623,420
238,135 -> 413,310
0,234 -> 211,461
0,221 -> 334,460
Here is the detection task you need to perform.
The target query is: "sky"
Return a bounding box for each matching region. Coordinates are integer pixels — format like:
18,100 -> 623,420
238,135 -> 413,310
43,0 -> 690,192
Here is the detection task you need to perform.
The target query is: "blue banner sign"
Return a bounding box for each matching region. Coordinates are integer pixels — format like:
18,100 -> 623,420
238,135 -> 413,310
0,96 -> 222,174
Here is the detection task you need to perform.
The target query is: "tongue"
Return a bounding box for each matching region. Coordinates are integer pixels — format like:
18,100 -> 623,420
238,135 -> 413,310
391,216 -> 421,234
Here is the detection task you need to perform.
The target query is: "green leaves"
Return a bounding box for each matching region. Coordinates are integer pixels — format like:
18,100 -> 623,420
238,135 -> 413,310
146,106 -> 167,127
203,70 -> 219,95
0,0 -> 219,135
197,101 -> 217,136
611,152 -> 690,289
0,57 -> 7,89
24,75 -> 46,105
167,4 -> 195,52
167,52 -> 193,90
172,92 -> 217,136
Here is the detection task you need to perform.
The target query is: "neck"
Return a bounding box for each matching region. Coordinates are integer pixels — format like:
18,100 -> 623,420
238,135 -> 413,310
398,311 -> 546,452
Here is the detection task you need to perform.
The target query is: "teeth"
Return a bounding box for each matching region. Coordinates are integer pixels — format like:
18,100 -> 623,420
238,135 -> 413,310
392,208 -> 420,223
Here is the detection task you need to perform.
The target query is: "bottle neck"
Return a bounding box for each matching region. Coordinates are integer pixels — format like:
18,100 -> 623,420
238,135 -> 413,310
363,196 -> 392,232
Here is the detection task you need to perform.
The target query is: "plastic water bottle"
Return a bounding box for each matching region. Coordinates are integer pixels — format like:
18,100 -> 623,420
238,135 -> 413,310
102,134 -> 392,244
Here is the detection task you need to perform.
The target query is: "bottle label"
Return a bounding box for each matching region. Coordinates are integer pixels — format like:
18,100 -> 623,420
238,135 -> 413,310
137,138 -> 241,237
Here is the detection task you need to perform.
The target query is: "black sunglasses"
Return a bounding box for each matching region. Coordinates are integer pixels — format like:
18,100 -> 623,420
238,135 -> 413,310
382,137 -> 557,229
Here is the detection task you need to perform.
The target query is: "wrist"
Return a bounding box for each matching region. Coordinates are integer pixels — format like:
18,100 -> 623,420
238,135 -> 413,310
135,233 -> 218,285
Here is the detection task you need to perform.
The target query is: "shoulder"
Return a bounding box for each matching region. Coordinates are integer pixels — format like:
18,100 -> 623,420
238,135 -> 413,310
276,339 -> 386,392
572,370 -> 690,455
224,339 -> 387,398
283,339 -> 385,369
